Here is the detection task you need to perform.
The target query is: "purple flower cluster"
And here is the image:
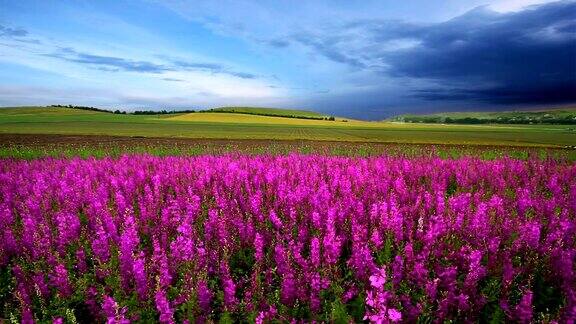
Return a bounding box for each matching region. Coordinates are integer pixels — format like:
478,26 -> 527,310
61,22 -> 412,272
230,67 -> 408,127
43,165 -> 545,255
0,154 -> 574,322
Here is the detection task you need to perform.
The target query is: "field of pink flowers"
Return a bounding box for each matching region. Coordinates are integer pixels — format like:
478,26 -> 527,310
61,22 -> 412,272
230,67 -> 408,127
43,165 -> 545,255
0,154 -> 575,323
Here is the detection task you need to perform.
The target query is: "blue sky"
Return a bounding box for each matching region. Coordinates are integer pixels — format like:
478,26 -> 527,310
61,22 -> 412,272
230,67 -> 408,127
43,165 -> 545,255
0,0 -> 574,119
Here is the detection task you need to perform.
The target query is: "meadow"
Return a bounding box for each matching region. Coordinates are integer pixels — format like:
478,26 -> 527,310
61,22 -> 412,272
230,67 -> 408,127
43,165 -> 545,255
1,134 -> 576,161
1,154 -> 574,323
0,106 -> 575,323
1,107 -> 575,147
391,107 -> 576,125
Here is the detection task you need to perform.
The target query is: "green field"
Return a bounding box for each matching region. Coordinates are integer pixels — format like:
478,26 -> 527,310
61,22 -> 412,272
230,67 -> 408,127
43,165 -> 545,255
390,106 -> 576,124
1,106 -> 575,147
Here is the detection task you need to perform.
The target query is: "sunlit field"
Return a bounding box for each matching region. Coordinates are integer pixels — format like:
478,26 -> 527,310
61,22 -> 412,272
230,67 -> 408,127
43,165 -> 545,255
1,107 -> 575,147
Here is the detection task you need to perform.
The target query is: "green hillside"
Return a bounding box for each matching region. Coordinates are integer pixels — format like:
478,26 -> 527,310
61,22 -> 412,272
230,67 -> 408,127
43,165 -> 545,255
390,107 -> 576,125
1,106 -> 575,147
0,106 -> 105,116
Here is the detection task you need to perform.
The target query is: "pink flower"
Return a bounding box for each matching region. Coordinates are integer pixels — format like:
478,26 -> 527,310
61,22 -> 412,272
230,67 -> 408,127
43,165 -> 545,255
133,253 -> 148,301
155,290 -> 175,324
281,272 -> 297,306
49,263 -> 72,297
197,280 -> 212,312
223,277 -> 238,309
269,210 -> 283,230
515,290 -> 533,323
102,295 -> 118,315
388,308 -> 402,322
369,267 -> 387,289
254,232 -> 265,262
310,237 -> 321,268
2,154 -> 575,322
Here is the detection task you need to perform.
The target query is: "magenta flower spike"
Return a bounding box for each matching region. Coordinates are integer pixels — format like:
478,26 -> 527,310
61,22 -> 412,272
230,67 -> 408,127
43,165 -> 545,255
0,154 -> 573,322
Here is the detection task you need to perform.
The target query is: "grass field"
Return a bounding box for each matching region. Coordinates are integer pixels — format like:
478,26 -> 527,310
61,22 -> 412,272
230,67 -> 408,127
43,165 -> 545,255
390,106 -> 576,124
1,106 -> 575,147
2,134 -> 575,161
393,107 -> 576,119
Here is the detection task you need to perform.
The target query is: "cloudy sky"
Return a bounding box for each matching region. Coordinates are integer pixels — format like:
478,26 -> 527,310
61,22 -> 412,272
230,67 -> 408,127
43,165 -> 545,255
0,0 -> 574,119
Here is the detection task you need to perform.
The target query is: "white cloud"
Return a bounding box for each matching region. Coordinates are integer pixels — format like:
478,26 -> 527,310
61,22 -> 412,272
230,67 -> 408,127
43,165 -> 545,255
489,0 -> 558,12
0,19 -> 286,108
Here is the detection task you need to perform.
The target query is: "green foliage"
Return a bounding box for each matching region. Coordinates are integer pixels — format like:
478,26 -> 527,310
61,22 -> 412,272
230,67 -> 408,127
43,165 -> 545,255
446,176 -> 458,196
345,293 -> 366,322
218,311 -> 234,324
209,106 -> 328,119
508,151 -> 529,160
3,143 -> 574,161
297,145 -> 313,155
533,271 -> 564,318
330,299 -> 352,323
229,248 -> 256,280
0,266 -> 16,319
376,235 -> 395,265
480,303 -> 507,324
392,108 -> 576,125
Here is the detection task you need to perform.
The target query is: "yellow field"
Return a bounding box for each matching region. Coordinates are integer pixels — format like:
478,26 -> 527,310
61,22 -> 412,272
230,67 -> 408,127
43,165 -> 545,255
166,112 -> 377,127
167,112 -> 571,131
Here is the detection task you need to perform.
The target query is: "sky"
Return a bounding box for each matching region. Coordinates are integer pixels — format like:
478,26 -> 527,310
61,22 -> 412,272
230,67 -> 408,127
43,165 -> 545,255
0,0 -> 574,119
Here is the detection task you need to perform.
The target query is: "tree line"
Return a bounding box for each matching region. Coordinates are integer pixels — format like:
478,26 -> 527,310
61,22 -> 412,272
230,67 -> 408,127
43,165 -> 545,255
49,105 -> 338,120
205,109 -> 336,121
393,114 -> 576,125
50,105 -> 196,115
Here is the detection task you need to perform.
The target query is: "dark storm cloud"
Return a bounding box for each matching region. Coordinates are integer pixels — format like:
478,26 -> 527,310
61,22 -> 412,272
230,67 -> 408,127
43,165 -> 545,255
292,1 -> 576,105
413,83 -> 576,104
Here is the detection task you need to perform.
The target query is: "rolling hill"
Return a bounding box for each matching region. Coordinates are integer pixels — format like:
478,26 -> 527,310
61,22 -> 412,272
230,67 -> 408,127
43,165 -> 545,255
0,106 -> 575,147
167,112 -> 349,126
389,107 -> 576,125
